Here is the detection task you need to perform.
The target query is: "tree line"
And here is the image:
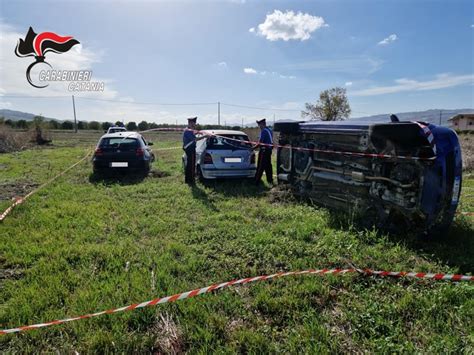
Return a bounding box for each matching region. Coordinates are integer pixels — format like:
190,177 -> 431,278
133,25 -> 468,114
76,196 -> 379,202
0,117 -> 245,132
0,118 -> 181,131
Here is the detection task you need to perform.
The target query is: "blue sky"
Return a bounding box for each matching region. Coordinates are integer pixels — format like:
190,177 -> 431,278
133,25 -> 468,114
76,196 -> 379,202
0,0 -> 473,124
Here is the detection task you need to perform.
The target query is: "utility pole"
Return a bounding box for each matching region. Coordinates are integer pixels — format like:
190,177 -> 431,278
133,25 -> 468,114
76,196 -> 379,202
241,117 -> 244,128
439,110 -> 442,126
72,95 -> 77,133
218,101 -> 221,126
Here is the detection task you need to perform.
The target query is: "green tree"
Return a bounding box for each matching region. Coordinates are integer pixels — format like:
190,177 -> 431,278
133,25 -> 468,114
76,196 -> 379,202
126,121 -> 138,131
48,120 -> 60,129
302,87 -> 351,121
102,122 -> 113,131
16,120 -> 28,129
33,115 -> 44,127
138,121 -> 149,131
88,121 -> 101,130
115,121 -> 124,127
77,121 -> 87,130
61,121 -> 74,130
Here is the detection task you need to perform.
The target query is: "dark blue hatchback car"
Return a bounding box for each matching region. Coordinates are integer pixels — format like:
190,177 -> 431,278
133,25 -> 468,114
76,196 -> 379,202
92,132 -> 155,175
274,119 -> 462,235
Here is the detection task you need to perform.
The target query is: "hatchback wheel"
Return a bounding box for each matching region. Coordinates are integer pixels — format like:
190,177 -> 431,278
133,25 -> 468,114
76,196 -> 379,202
197,165 -> 206,182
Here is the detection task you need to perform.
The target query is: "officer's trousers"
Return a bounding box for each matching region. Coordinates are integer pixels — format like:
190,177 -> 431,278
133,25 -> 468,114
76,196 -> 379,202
255,149 -> 273,184
184,147 -> 196,184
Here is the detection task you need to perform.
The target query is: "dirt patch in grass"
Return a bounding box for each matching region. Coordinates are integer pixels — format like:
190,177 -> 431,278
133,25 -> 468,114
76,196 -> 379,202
149,170 -> 171,178
0,267 -> 25,281
267,184 -> 296,204
0,180 -> 38,201
151,313 -> 184,354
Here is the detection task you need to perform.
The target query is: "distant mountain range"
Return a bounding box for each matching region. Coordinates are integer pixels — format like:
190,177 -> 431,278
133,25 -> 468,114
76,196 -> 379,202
1,108 -> 473,127
0,109 -> 59,122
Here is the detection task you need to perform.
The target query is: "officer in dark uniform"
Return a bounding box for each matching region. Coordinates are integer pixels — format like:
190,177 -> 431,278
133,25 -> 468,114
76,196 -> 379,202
254,118 -> 274,185
182,117 -> 204,185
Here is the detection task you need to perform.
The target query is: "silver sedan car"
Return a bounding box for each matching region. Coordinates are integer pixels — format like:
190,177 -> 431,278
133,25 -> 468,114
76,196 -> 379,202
183,130 -> 256,180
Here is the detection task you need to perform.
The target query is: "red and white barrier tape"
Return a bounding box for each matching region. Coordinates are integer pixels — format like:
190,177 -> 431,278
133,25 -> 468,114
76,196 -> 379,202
1,267 -> 472,335
0,145 -> 183,222
0,151 -> 91,222
141,127 -> 436,161
154,146 -> 182,151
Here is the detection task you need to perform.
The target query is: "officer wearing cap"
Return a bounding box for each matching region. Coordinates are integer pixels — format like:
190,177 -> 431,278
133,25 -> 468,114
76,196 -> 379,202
183,117 -> 205,184
254,118 -> 274,185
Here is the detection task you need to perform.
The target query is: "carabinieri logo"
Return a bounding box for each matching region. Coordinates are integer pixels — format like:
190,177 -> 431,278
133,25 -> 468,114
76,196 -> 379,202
15,27 -> 80,88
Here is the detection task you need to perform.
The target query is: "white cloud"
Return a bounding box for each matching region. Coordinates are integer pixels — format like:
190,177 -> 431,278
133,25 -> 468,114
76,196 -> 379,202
243,67 -> 295,79
345,81 -> 353,86
352,73 -> 474,96
279,73 -> 296,79
249,27 -> 255,33
281,56 -> 383,75
243,67 -> 257,74
251,10 -> 328,41
378,34 -> 398,45
217,61 -> 228,69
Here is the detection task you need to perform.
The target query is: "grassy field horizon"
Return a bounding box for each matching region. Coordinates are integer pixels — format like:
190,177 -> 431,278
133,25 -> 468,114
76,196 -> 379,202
0,130 -> 473,353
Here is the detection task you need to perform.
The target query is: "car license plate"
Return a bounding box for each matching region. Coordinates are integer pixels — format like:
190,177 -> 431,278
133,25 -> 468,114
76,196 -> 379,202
224,157 -> 242,163
111,162 -> 128,168
451,176 -> 461,204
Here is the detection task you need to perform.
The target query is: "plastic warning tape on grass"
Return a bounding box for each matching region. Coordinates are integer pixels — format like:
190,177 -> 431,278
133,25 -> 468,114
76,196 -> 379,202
140,127 -> 436,161
153,146 -> 182,151
0,146 -> 181,222
0,151 -> 91,222
1,267 -> 472,335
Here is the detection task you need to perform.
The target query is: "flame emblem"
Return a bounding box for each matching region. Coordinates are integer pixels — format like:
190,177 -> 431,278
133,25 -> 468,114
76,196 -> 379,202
15,27 -> 80,88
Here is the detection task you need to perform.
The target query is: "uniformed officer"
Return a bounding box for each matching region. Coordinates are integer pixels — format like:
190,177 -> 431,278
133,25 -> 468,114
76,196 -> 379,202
254,118 -> 274,185
182,117 -> 205,184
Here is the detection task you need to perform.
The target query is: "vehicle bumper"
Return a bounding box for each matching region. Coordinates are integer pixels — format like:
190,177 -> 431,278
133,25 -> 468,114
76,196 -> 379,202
92,158 -> 150,170
201,167 -> 256,179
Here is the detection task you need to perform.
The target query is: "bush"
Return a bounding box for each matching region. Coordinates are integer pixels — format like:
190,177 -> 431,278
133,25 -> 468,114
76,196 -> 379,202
0,125 -> 27,153
88,121 -> 101,130
459,134 -> 474,172
61,121 -> 74,130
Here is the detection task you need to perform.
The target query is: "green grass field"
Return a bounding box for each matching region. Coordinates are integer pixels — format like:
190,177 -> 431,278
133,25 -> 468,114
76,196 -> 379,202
1,131 -> 473,353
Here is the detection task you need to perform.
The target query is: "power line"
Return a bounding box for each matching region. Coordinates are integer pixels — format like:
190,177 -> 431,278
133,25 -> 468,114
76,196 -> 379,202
75,97 -> 218,106
220,102 -> 301,112
0,94 -> 377,117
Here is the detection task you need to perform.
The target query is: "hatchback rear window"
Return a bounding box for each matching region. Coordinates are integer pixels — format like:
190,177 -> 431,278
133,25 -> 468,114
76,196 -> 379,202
207,135 -> 251,149
100,137 -> 139,150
